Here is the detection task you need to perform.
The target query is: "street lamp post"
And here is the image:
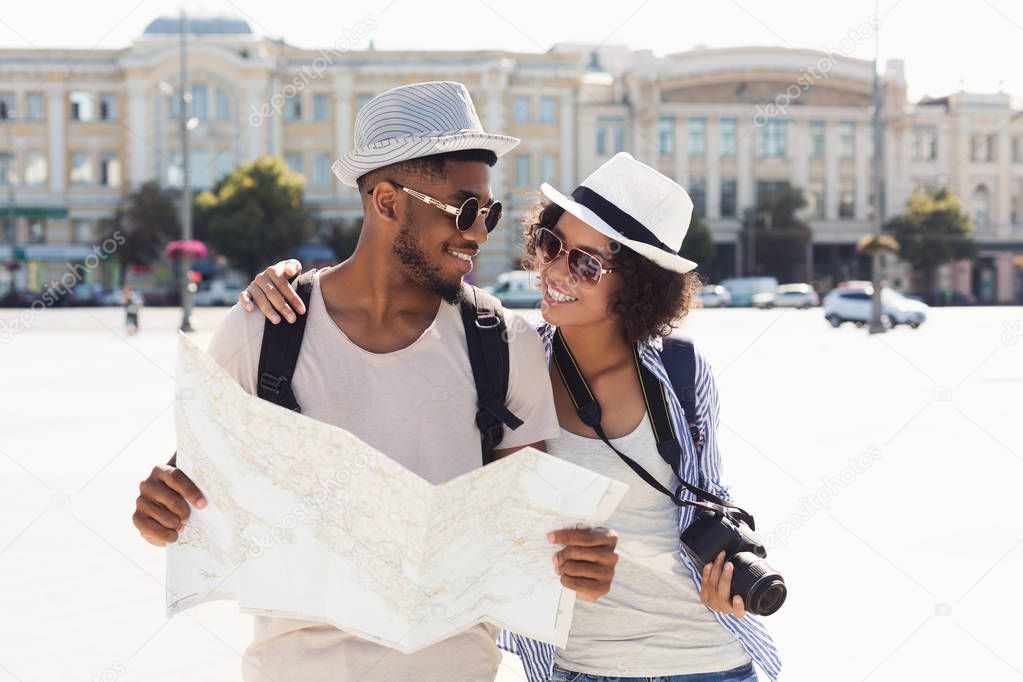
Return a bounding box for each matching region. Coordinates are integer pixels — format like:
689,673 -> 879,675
868,1 -> 887,334
178,9 -> 194,332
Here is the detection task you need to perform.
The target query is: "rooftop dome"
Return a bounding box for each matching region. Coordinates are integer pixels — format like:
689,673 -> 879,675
143,15 -> 253,36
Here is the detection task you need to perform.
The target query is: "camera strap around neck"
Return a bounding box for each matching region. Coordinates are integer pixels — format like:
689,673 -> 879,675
551,328 -> 756,530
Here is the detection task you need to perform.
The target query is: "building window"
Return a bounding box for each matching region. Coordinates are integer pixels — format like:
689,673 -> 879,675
70,153 -> 92,185
657,116 -> 675,156
808,180 -> 826,219
313,94 -> 330,122
539,154 -> 556,184
26,93 -> 43,121
99,94 -> 118,120
538,97 -> 556,124
70,92 -> 94,121
838,121 -> 855,159
100,154 -> 121,187
720,178 -> 737,218
313,154 -> 332,186
0,153 -> 12,184
719,117 -> 737,157
513,96 -> 531,123
73,220 -> 94,244
1013,137 -> 1023,163
912,125 -> 937,160
688,117 -> 706,157
285,94 -> 301,121
190,84 -> 208,120
838,179 -> 855,218
284,152 -> 303,176
972,185 -> 990,226
971,134 -> 995,162
28,219 -> 46,244
758,119 -> 788,158
216,89 -> 231,120
809,120 -> 826,159
214,150 -> 233,183
25,152 -> 47,186
688,175 -> 706,219
596,117 -> 625,156
515,154 -> 531,187
0,93 -> 14,120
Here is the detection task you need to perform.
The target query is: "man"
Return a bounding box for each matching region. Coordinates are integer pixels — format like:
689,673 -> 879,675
132,81 -> 618,682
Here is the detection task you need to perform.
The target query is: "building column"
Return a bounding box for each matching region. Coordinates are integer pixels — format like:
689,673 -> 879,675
242,81 -> 265,163
825,121 -> 839,219
995,252 -> 1015,303
736,117 -> 754,210
997,130 -> 1012,229
674,115 -> 689,187
706,117 -> 721,219
127,82 -> 150,188
268,78 -> 283,158
333,74 -> 353,201
46,85 -> 65,199
559,90 -> 575,188
854,122 -> 870,220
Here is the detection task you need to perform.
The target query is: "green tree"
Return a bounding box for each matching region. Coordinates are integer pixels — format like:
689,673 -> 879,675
324,217 -> 363,261
194,156 -> 314,276
741,183 -> 812,281
679,216 -> 716,277
101,181 -> 180,265
883,188 -> 977,292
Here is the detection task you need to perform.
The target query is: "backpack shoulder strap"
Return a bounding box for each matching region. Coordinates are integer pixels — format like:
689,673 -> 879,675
659,336 -> 702,452
256,269 -> 317,413
459,284 -> 524,465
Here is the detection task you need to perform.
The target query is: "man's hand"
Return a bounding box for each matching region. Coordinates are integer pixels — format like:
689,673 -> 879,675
548,527 -> 619,601
239,259 -> 305,324
133,464 -> 206,547
700,550 -> 747,618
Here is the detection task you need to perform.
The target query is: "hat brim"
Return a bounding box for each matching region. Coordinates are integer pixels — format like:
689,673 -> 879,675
333,132 -> 521,188
540,183 -> 698,274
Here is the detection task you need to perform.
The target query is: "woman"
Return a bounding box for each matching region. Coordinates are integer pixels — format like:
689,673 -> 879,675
240,153 -> 781,682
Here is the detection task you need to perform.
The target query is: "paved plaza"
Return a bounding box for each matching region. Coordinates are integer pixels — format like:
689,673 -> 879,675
1,303 -> 1021,681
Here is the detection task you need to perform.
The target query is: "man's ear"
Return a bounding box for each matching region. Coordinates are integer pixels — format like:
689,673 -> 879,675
367,180 -> 400,222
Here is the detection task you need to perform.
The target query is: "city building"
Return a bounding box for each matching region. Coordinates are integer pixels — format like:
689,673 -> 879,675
1,17 -> 1020,302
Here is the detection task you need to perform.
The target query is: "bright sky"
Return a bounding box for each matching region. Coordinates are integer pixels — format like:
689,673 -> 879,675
2,0 -> 1022,104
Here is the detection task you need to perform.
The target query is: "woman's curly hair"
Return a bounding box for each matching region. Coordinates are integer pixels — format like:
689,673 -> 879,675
522,201 -> 702,345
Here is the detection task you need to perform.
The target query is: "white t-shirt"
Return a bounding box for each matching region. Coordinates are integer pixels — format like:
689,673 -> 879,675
551,420 -> 751,677
205,270 -> 560,682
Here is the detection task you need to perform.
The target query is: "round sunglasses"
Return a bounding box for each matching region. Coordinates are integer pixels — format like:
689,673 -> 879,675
383,181 -> 504,233
534,227 -> 619,289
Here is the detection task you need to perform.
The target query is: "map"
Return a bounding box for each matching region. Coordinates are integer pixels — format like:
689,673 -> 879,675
166,334 -> 628,653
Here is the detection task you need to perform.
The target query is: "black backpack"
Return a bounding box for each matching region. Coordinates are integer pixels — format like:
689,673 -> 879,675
255,269 -> 523,465
659,336 -> 702,455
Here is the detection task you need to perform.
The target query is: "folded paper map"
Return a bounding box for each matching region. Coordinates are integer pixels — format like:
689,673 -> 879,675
166,333 -> 628,653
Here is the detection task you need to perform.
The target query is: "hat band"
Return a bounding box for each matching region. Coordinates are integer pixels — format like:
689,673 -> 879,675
570,186 -> 679,256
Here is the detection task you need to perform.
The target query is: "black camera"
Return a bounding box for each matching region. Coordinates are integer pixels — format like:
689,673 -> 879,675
680,509 -> 787,616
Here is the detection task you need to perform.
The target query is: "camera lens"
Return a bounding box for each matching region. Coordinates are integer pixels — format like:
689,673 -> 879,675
730,551 -> 787,616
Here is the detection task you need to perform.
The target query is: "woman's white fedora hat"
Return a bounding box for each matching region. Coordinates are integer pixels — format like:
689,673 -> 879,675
332,81 -> 521,188
540,152 -> 699,273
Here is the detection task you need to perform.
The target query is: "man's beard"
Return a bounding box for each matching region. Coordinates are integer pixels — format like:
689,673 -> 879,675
392,217 -> 464,305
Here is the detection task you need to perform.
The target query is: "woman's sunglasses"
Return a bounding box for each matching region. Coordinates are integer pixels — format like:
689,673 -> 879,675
383,181 -> 504,233
534,227 -> 618,289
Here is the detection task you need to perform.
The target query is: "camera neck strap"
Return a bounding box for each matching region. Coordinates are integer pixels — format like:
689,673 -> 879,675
551,328 -> 757,530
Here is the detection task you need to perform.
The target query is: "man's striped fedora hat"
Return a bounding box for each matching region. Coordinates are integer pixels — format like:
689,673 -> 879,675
332,81 -> 520,188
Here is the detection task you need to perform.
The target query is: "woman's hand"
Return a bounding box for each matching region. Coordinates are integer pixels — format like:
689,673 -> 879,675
549,527 -> 619,601
700,550 -> 747,618
239,259 -> 306,324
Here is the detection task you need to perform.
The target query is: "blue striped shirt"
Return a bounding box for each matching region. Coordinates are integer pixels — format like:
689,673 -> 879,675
497,323 -> 782,681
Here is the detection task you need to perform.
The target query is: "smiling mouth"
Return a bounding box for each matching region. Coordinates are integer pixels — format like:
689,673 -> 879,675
446,248 -> 475,262
544,282 -> 578,303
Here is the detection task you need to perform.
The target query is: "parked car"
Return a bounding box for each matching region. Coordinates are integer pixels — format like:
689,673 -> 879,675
822,287 -> 928,328
753,283 -> 819,309
485,270 -> 542,309
699,285 -> 732,308
720,276 -> 779,307
193,279 -> 245,307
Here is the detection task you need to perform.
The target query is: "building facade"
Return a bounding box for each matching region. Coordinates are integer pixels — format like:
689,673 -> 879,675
1,18 -> 1021,302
